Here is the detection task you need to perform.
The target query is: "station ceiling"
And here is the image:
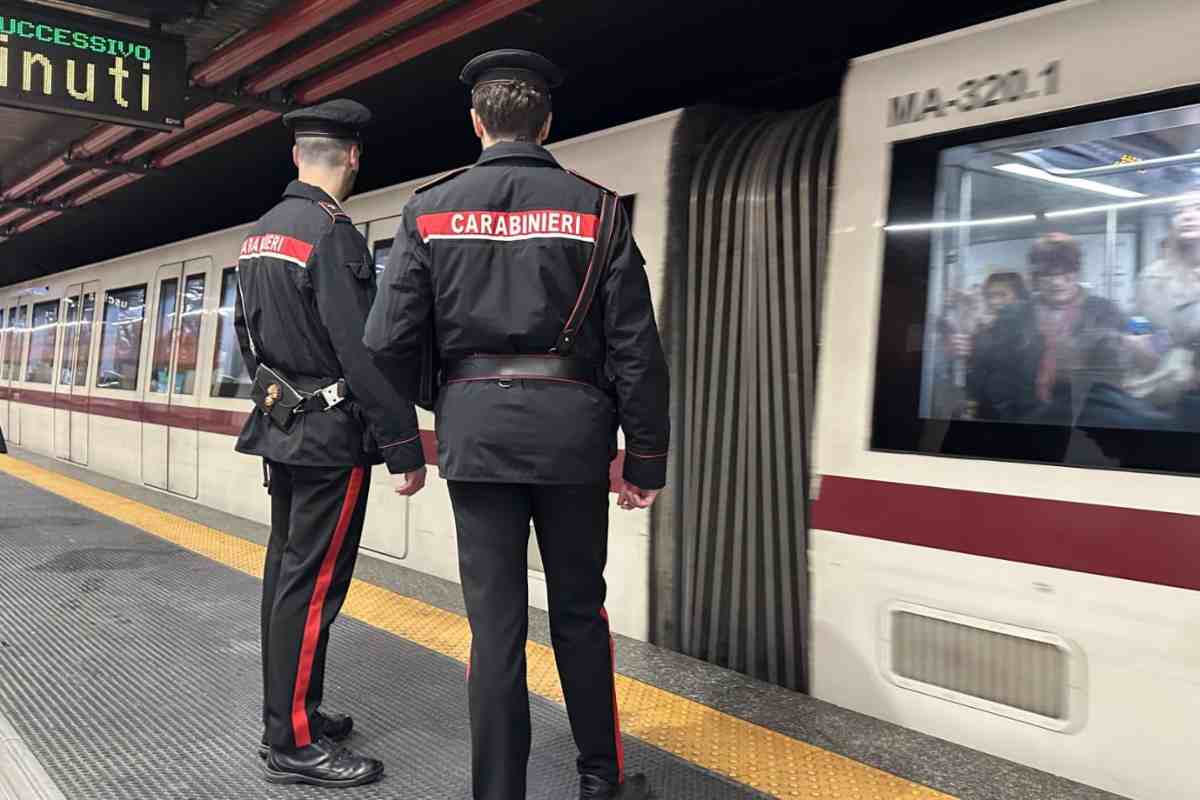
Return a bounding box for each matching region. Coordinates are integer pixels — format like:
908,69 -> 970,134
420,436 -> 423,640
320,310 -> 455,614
0,0 -> 1054,285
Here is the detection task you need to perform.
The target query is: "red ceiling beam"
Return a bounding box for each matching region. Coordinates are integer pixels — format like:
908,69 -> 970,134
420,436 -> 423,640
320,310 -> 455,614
40,170 -> 105,202
71,173 -> 143,208
5,123 -> 144,199
74,125 -> 139,157
154,110 -> 282,169
15,210 -> 62,233
294,0 -> 541,103
245,0 -> 445,94
118,103 -> 237,162
0,208 -> 26,227
2,160 -> 71,201
191,0 -> 362,87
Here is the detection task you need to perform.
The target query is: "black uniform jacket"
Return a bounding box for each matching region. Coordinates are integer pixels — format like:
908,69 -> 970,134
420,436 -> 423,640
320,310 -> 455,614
234,180 -> 424,474
364,141 -> 670,489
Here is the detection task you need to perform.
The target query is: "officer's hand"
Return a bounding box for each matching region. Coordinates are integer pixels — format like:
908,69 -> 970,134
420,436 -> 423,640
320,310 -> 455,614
392,467 -> 427,496
618,482 -> 659,510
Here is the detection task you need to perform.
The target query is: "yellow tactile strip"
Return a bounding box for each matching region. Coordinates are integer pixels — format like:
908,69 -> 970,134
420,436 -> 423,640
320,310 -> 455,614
0,455 -> 954,800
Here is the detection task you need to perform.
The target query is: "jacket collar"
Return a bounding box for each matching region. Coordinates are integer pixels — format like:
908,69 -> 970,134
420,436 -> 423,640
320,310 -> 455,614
475,140 -> 559,167
283,179 -> 342,207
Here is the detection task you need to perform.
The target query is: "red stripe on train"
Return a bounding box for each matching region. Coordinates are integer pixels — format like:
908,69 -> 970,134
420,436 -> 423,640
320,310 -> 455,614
0,387 -> 631,493
810,475 -> 1200,592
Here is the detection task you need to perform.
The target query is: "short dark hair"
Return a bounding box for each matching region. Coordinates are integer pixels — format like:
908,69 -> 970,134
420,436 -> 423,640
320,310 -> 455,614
471,79 -> 551,141
983,271 -> 1029,301
295,136 -> 354,169
1029,232 -> 1082,275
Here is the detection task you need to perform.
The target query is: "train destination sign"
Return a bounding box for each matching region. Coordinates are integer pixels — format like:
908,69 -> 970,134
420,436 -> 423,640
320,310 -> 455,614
0,2 -> 185,130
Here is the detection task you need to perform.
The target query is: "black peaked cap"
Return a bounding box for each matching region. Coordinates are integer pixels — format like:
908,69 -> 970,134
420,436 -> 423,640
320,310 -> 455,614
459,49 -> 563,90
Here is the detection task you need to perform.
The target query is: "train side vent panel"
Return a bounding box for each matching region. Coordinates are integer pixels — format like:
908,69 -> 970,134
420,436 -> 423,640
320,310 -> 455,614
885,602 -> 1084,732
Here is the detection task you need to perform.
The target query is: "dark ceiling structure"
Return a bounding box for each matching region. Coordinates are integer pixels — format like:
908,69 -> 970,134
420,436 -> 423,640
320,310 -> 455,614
0,0 -> 1054,285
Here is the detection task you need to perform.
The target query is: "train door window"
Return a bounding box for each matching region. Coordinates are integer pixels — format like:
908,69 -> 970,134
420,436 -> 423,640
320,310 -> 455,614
0,307 -> 7,380
58,295 -> 81,386
174,274 -> 206,395
24,299 -> 59,384
210,267 -> 252,398
96,284 -> 147,391
149,276 -> 179,394
73,293 -> 96,387
876,88 -> 1200,475
3,306 -> 27,381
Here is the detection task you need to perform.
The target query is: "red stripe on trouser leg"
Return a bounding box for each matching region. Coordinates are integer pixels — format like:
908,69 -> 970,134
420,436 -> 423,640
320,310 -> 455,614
290,465 -> 365,747
599,607 -> 625,782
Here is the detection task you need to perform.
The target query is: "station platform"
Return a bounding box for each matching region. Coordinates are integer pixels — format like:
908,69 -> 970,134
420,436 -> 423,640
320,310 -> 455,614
0,450 -> 1124,800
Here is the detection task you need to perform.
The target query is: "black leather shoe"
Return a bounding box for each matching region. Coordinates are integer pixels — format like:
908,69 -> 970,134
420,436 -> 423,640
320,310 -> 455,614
263,737 -> 383,787
580,773 -> 651,799
258,710 -> 354,758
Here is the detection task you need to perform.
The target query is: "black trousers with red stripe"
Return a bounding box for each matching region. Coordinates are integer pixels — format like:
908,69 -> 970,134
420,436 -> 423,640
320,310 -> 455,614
261,461 -> 371,750
447,481 -> 624,800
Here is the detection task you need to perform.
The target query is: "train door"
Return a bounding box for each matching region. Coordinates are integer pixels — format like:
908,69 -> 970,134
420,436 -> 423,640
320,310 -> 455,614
53,284 -> 99,464
141,260 -> 208,497
4,303 -> 28,446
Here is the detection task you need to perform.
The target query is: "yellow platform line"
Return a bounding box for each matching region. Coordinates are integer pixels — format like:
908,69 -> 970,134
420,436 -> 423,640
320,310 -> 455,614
0,454 -> 954,800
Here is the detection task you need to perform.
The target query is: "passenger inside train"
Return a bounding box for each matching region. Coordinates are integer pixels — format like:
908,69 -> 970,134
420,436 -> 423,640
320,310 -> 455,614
919,104 -> 1200,435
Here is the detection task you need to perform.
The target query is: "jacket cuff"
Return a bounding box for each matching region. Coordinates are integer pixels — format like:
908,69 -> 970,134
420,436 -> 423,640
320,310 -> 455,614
622,448 -> 667,490
381,433 -> 425,474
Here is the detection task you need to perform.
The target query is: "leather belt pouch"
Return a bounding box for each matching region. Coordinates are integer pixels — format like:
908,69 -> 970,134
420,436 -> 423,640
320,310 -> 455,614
251,364 -> 306,432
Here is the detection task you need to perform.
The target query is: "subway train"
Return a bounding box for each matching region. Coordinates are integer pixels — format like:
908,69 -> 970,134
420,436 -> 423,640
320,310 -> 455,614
3,2 -> 1199,798
0,110 -> 679,645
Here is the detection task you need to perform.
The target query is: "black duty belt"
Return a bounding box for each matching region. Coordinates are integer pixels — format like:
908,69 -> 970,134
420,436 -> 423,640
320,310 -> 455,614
443,355 -> 602,388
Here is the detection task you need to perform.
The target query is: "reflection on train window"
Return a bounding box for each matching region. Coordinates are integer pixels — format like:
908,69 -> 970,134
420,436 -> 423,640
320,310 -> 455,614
60,294 -> 96,387
876,93 -> 1200,473
0,307 -> 7,381
73,294 -> 96,387
58,295 -> 80,386
2,306 -> 26,381
24,300 -> 59,384
96,285 -> 146,391
910,105 -> 1200,434
175,274 -> 206,395
211,267 -> 252,399
149,277 -> 179,394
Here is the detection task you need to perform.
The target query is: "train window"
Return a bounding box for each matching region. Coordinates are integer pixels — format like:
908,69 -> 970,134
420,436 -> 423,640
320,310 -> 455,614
210,267 -> 252,399
73,293 -> 96,387
95,284 -> 147,391
175,274 -> 206,395
2,306 -> 26,381
148,277 -> 179,394
876,87 -> 1200,475
60,293 -> 97,387
58,295 -> 80,386
24,300 -> 59,384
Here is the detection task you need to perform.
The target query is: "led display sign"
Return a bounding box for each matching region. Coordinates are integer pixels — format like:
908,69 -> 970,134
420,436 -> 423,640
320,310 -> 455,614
0,2 -> 185,130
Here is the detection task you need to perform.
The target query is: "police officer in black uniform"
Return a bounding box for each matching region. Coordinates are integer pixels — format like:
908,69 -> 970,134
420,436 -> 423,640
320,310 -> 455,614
364,51 -> 669,800
235,99 -> 427,788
